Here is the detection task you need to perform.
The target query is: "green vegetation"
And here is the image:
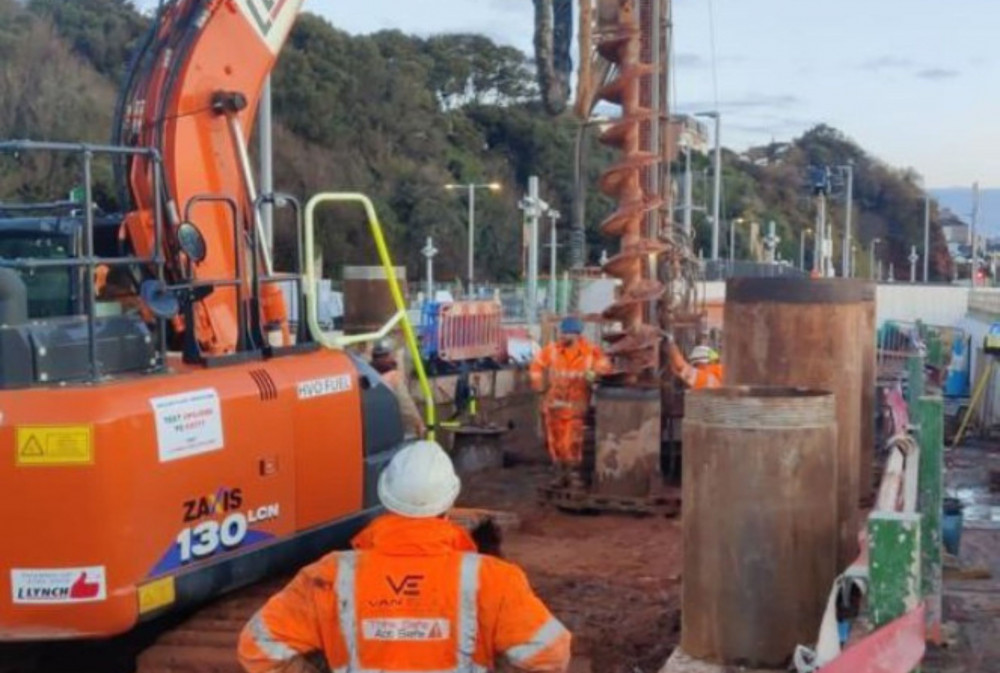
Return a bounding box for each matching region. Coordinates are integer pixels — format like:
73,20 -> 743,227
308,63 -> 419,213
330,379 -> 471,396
0,0 -> 952,282
686,125 -> 953,280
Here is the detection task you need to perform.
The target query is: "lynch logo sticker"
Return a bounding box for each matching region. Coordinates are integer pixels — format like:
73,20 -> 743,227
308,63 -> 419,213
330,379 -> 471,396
362,618 -> 450,641
12,567 -> 107,604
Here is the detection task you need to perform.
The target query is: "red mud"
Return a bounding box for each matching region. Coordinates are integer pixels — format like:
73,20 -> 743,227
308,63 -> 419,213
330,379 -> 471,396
460,465 -> 682,673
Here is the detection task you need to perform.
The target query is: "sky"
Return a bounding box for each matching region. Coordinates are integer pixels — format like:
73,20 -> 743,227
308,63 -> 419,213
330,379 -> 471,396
139,0 -> 998,190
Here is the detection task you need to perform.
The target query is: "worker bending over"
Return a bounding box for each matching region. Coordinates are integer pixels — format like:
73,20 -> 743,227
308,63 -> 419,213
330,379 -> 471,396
371,339 -> 426,438
530,317 -> 611,483
238,441 -> 571,673
666,337 -> 723,390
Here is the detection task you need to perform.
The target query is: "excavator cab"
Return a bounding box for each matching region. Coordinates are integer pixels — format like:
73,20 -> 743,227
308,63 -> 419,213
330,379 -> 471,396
0,166 -> 160,389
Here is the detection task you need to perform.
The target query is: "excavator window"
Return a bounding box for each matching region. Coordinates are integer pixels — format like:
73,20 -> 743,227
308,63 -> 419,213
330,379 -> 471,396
0,229 -> 73,318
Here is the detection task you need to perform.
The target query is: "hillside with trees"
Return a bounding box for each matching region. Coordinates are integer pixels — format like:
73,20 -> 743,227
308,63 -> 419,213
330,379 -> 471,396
0,0 -> 953,283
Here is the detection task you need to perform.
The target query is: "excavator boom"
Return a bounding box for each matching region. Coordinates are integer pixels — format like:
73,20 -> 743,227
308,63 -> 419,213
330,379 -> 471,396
123,0 -> 304,355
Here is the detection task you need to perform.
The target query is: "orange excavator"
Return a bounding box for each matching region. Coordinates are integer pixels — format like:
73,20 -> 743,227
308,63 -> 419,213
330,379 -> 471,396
0,0 -> 431,649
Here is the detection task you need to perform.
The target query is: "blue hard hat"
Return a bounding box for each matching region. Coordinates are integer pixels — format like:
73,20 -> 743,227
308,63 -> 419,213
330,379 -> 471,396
560,316 -> 584,335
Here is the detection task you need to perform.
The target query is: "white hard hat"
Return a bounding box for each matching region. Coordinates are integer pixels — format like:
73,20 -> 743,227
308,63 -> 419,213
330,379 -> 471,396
689,345 -> 714,365
378,441 -> 461,518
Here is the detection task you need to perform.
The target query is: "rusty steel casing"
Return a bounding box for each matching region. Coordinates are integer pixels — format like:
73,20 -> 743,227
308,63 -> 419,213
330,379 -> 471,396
860,295 -> 876,503
723,278 -> 875,568
681,387 -> 839,668
342,265 -> 406,336
593,386 -> 661,496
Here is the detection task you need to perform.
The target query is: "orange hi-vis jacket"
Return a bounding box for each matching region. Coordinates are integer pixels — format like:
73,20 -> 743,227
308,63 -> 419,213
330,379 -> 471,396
529,338 -> 612,415
681,363 -> 723,390
238,515 -> 571,673
666,341 -> 723,390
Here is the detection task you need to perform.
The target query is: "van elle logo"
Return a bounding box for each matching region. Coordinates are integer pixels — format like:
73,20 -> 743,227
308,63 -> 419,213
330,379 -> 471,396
386,574 -> 424,597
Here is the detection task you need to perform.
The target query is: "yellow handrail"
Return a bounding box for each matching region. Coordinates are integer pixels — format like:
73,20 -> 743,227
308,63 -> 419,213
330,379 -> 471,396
304,193 -> 436,439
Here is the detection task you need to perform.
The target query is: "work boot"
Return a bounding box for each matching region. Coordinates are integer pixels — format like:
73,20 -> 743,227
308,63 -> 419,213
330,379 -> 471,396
567,466 -> 585,490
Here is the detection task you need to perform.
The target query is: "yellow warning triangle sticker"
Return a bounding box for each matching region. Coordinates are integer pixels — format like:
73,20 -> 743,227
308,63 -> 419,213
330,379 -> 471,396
20,436 -> 43,457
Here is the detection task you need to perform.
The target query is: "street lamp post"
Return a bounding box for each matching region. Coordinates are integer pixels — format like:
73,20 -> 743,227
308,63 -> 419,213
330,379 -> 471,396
729,217 -> 745,263
421,236 -> 438,299
839,163 -> 854,277
923,194 -> 931,283
799,228 -> 812,271
696,111 -> 722,261
869,238 -> 881,281
547,209 -> 561,312
445,181 -> 502,294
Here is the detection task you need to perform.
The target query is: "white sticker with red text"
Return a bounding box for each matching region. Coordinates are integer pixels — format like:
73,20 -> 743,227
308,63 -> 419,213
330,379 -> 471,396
151,389 -> 224,463
362,618 -> 450,641
11,566 -> 107,604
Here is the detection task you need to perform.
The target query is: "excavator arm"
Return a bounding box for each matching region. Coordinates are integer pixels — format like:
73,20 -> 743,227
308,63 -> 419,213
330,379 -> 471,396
119,0 -> 304,355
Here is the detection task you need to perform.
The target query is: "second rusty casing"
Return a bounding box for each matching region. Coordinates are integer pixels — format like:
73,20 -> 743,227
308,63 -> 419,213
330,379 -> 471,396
860,294 -> 876,504
592,386 -> 662,497
342,265 -> 406,336
723,277 -> 875,568
682,387 -> 839,668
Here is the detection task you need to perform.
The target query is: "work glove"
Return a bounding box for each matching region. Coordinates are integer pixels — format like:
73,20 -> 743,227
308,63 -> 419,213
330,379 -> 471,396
585,370 -> 597,384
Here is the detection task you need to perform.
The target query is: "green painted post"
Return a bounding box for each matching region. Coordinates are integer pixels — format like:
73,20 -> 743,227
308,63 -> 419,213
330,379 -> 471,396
868,511 -> 923,628
907,354 -> 925,408
917,395 -> 944,643
927,334 -> 943,368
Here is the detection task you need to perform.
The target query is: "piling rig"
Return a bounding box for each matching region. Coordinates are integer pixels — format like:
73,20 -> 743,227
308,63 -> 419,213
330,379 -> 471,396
536,0 -> 703,513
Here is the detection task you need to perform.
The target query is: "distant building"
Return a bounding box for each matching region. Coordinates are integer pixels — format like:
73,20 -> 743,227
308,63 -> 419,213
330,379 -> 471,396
941,212 -> 970,245
739,142 -> 792,167
669,115 -> 709,157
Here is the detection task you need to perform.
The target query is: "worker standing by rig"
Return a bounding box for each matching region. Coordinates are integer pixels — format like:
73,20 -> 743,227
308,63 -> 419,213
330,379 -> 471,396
371,339 -> 426,438
238,441 -> 571,673
530,316 -> 612,486
666,335 -> 724,390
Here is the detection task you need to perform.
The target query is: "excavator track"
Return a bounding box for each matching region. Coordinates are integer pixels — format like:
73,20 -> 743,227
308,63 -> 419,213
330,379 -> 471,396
136,579 -> 287,673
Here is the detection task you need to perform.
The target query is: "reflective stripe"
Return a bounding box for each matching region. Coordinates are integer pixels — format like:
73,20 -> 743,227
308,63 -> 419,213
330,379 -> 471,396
333,666 -> 488,673
547,400 -> 588,412
505,616 -> 569,666
456,553 -> 482,668
247,610 -> 299,662
336,552 -> 360,669
336,551 -> 485,673
552,370 -> 586,380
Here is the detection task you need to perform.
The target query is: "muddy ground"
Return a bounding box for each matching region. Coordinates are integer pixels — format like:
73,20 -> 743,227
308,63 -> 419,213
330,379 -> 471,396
459,464 -> 682,673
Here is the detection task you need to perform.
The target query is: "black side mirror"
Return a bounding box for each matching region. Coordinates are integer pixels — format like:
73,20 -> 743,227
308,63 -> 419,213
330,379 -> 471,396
140,280 -> 180,319
176,221 -> 207,264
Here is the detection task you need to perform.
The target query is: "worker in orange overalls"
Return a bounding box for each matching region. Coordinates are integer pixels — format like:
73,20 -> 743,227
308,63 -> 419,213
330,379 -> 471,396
238,440 -> 571,673
370,339 -> 426,438
529,316 -> 612,485
666,336 -> 724,390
